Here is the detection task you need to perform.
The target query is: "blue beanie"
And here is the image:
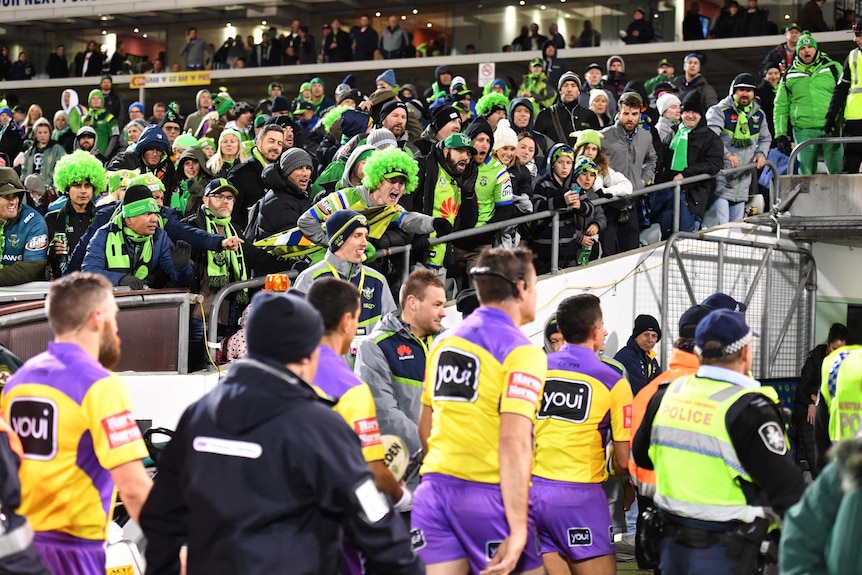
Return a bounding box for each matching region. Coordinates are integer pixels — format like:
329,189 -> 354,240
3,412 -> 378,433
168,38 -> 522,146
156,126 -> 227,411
376,69 -> 397,88
128,101 -> 145,116
0,107 -> 11,118
326,209 -> 368,252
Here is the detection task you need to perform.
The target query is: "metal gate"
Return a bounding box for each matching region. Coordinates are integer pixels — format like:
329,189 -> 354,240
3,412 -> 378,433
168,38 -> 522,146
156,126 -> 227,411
660,233 -> 815,379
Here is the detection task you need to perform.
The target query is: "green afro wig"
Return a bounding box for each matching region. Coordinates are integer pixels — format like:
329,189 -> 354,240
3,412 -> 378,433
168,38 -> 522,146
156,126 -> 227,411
475,92 -> 509,117
322,105 -> 351,132
54,150 -> 108,194
361,147 -> 419,195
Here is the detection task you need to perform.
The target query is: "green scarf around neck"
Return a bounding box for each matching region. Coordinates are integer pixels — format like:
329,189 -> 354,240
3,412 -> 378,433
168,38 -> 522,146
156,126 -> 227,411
204,208 -> 248,304
105,215 -> 153,279
669,125 -> 694,172
732,100 -> 754,148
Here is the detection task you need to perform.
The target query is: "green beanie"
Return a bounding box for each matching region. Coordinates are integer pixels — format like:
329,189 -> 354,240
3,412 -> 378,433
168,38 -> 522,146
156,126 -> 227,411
574,129 -> 603,151
797,32 -> 817,50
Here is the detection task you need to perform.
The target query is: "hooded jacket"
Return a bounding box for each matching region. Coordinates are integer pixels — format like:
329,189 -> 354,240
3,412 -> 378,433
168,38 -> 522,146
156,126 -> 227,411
355,311 -> 436,455
107,126 -> 177,204
173,146 -> 215,217
706,91 -> 771,203
774,50 -> 842,136
183,89 -> 210,136
507,97 -> 550,161
254,162 -> 312,241
526,143 -> 605,263
604,56 -> 629,100
423,65 -> 453,104
82,89 -> 119,159
20,139 -> 65,188
140,357 -> 422,575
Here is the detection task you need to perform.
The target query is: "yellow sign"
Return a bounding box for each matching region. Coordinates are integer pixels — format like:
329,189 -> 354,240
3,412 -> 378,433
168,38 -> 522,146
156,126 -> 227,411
129,71 -> 211,89
106,565 -> 135,575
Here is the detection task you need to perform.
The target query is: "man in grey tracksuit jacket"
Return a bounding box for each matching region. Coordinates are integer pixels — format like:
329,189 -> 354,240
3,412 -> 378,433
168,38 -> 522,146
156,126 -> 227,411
354,311 -> 435,457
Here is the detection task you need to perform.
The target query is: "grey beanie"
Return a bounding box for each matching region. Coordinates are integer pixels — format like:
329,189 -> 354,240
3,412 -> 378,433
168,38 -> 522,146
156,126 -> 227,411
278,148 -> 313,177
367,127 -> 398,149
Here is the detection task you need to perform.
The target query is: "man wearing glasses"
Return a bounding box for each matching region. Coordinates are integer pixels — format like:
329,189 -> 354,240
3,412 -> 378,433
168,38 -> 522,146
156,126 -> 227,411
181,178 -> 284,370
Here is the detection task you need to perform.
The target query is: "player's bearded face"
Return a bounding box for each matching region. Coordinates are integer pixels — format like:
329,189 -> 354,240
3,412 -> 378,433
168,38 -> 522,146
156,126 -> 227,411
99,318 -> 122,370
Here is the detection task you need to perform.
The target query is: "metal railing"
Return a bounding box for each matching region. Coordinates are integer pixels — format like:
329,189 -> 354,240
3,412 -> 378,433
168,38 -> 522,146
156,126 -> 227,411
787,135 -> 862,175
206,159 -> 773,367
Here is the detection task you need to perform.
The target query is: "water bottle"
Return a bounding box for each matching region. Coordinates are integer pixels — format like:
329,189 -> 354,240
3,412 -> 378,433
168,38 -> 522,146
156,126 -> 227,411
578,243 -> 592,267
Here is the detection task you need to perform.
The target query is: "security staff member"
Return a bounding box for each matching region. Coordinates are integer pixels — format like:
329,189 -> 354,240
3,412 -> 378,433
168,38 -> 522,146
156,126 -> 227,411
632,309 -> 805,574
140,290 -> 422,575
826,20 -> 862,172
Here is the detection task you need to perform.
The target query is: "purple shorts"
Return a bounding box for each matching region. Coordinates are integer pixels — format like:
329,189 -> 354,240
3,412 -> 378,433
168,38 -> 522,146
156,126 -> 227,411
34,531 -> 105,575
531,477 -> 614,561
411,473 -> 543,573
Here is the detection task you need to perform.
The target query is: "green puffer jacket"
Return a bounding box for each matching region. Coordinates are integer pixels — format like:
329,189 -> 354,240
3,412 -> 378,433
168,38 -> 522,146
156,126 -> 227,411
773,52 -> 842,137
517,72 -> 556,111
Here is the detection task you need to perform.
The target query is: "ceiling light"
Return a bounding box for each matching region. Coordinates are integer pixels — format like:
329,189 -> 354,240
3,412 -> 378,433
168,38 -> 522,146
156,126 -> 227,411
133,27 -> 139,33
401,15 -> 407,20
784,14 -> 791,19
261,20 -> 267,26
101,29 -> 107,35
540,4 -> 546,9
412,8 -> 418,14
427,22 -> 433,27
100,15 -> 108,21
142,33 -> 148,38
375,11 -> 381,17
519,1 -> 525,5
226,22 -> 232,28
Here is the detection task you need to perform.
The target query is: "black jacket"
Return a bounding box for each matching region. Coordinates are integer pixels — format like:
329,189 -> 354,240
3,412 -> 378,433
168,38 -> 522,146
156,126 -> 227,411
253,163 -> 311,241
140,357 -> 423,575
73,50 -> 103,77
101,89 -> 124,127
45,53 -> 69,78
106,150 -> 177,206
534,100 -> 601,147
324,29 -> 353,63
655,117 -> 723,219
226,154 -> 268,232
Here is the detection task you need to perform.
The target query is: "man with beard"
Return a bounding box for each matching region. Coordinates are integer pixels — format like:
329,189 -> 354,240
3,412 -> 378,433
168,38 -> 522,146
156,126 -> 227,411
74,127 -> 106,164
412,133 -> 479,280
534,72 -> 600,148
0,169 -> 49,286
706,73 -> 770,224
1,272 -> 151,574
82,185 -> 194,290
355,269 -> 447,456
378,101 -> 418,155
227,124 -> 284,231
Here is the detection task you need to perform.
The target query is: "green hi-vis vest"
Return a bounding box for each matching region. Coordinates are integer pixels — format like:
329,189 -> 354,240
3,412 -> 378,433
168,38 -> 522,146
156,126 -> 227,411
846,49 -> 862,120
821,345 -> 862,442
649,374 -> 781,523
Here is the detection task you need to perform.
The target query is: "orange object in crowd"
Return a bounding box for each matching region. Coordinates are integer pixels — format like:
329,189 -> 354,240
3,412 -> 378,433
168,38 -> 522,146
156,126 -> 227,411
264,274 -> 291,292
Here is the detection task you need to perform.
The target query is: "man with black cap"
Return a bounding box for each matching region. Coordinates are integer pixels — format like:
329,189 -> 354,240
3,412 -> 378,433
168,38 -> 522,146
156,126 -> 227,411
534,71 -> 601,147
227,123 -> 284,232
826,19 -> 862,172
706,73 -> 771,225
645,58 -> 676,96
140,289 -> 423,575
294,210 -> 396,350
774,32 -> 842,175
183,178 -> 284,370
761,22 -> 802,74
252,147 -> 313,241
614,314 -> 663,396
0,168 -> 48,286
82,184 -> 193,289
632,308 -> 805,575
652,90 -> 723,238
412,133 -> 479,280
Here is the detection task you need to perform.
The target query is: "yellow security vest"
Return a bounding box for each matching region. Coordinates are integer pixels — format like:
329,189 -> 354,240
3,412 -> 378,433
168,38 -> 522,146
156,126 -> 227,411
649,374 -> 781,523
845,49 -> 862,119
820,345 -> 862,441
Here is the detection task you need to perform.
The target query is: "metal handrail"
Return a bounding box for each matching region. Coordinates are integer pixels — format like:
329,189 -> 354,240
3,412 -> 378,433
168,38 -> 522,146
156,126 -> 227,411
206,159 -> 771,366
787,136 -> 862,175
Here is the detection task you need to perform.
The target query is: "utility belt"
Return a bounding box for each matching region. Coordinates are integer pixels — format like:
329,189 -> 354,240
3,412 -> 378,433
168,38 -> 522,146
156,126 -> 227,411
639,508 -> 777,575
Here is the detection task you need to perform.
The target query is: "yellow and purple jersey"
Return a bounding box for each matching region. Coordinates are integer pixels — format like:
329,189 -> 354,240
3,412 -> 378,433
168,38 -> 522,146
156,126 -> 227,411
533,344 -> 633,483
312,345 -> 385,463
421,307 -> 546,484
1,342 -> 147,541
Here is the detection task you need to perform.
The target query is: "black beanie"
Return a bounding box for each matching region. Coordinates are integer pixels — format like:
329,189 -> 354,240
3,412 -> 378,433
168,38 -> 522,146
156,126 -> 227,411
632,314 -> 662,341
465,117 -> 494,150
432,106 -> 460,132
246,291 -> 323,364
123,185 -> 153,206
681,90 -> 705,116
378,101 -> 408,125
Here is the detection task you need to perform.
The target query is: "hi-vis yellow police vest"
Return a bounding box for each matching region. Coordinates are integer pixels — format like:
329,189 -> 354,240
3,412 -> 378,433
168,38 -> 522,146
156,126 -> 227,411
820,345 -> 862,441
649,375 -> 781,523
845,49 -> 862,119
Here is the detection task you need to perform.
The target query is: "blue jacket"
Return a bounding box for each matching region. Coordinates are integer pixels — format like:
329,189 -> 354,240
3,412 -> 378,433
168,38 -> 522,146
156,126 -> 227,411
68,201 -> 223,273
0,204 -> 48,286
614,336 -> 662,396
81,222 -> 193,287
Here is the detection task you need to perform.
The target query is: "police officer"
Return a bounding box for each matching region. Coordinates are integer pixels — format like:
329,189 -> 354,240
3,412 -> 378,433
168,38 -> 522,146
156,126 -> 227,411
140,290 -> 422,575
815,343 -> 862,471
632,309 -> 805,574
826,19 -> 862,172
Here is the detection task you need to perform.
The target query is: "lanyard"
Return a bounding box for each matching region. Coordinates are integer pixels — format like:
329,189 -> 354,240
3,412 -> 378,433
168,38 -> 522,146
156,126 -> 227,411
325,261 -> 365,297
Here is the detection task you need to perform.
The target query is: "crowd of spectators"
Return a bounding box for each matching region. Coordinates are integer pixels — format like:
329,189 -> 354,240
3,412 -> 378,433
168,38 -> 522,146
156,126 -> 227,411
0,16 -> 856,368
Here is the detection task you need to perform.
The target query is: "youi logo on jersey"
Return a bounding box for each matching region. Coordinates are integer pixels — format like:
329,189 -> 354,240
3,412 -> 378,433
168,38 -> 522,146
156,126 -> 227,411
433,349 -> 479,402
538,378 -> 592,423
9,398 -> 58,460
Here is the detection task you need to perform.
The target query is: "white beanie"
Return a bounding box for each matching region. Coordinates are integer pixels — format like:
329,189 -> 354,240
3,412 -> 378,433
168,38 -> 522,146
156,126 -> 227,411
492,119 -> 518,151
589,89 -> 609,107
657,93 -> 681,117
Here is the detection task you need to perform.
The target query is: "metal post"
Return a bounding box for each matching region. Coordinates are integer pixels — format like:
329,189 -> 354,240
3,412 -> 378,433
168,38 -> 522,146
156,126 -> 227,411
551,211 -> 560,274
402,245 -> 411,285
672,182 -> 681,234
138,86 -> 146,109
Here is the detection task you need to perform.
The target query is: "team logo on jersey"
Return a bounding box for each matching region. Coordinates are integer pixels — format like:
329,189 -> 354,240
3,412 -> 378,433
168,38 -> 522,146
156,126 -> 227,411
479,177 -> 488,187
411,529 -> 427,551
362,286 -> 375,300
433,348 -> 480,402
485,540 -> 503,561
568,528 -> 592,547
758,421 -> 787,455
9,397 -> 58,460
8,235 -> 18,248
537,378 -> 592,423
439,197 -> 460,220
25,234 -> 48,251
396,344 -> 414,360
